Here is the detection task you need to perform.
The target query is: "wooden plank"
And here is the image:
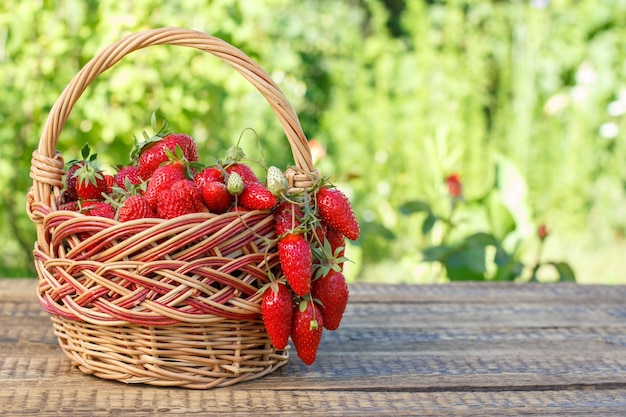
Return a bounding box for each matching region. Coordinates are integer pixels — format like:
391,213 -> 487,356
4,317 -> 626,390
2,385 -> 626,416
4,347 -> 626,392
0,278 -> 37,302
347,282 -> 626,302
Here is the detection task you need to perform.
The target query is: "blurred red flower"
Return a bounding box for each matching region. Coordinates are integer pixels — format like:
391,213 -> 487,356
445,173 -> 463,199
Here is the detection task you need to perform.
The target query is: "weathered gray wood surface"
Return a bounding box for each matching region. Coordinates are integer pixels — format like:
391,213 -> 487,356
2,279 -> 626,416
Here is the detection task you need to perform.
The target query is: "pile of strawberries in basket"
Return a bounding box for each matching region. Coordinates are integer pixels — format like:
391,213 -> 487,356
58,118 -> 360,365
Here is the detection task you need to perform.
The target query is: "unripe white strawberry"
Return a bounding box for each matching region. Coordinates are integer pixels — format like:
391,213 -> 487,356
227,172 -> 244,196
266,166 -> 287,196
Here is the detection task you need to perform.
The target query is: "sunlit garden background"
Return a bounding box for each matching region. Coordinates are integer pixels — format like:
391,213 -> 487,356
2,0 -> 626,284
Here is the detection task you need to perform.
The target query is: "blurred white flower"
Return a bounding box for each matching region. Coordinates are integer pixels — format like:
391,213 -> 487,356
570,85 -> 589,103
576,62 -> 597,86
599,122 -> 619,139
375,150 -> 388,164
363,209 -> 376,222
377,181 -> 391,196
530,0 -> 550,8
607,100 -> 626,117
543,93 -> 569,115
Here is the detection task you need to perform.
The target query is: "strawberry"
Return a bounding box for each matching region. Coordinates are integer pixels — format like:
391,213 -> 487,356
64,162 -> 83,201
266,166 -> 287,196
81,201 -> 116,219
226,172 -> 244,196
156,179 -> 206,219
261,282 -> 293,350
75,169 -> 110,201
239,182 -> 278,211
274,201 -> 303,236
144,162 -> 186,209
325,226 -> 346,269
226,162 -> 258,184
291,300 -> 324,365
200,181 -> 232,214
194,166 -> 224,189
58,201 -> 80,212
114,165 -> 142,191
118,195 -> 155,222
307,221 -> 327,247
311,270 -> 349,331
315,187 -> 360,241
64,144 -> 92,201
278,233 -> 312,296
69,144 -> 110,201
162,133 -> 198,164
134,129 -> 198,179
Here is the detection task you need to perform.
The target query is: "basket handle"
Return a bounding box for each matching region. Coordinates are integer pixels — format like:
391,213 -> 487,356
29,27 -> 316,215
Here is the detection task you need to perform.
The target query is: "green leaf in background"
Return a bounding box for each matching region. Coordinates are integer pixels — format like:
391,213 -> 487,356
421,245 -> 451,263
359,221 -> 395,241
493,154 -> 535,238
485,189 -> 516,241
399,200 -> 432,216
422,212 -> 438,235
445,244 -> 488,281
550,262 -> 577,282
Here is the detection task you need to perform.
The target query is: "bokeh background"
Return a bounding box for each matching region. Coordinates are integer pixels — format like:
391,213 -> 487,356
2,0 -> 625,283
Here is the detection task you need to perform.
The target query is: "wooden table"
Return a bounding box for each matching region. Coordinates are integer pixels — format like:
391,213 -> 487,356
2,279 -> 626,416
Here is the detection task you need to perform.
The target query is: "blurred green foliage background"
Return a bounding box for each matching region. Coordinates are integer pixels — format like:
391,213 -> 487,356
2,0 -> 626,283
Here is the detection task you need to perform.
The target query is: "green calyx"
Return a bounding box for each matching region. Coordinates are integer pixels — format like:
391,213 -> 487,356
130,112 -> 171,162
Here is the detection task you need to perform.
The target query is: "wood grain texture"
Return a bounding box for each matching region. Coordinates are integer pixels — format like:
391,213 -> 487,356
2,279 -> 626,416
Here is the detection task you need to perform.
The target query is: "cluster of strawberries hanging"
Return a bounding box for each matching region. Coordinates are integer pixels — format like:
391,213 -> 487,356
58,116 -> 360,365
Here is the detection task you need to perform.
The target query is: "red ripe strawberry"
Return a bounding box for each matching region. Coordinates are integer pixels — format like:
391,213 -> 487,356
75,170 -> 110,201
162,133 -> 198,163
81,201 -> 116,219
115,165 -> 142,190
200,181 -> 232,214
194,167 -> 224,188
226,162 -> 258,184
144,162 -> 186,209
307,221 -> 327,247
316,187 -> 360,241
105,174 -> 114,191
64,162 -> 83,201
261,282 -> 293,350
311,270 -> 349,331
118,195 -> 155,222
58,201 -> 80,212
278,233 -> 312,296
157,179 -> 206,219
239,182 -> 278,211
274,201 -> 303,236
136,133 -> 198,179
69,145 -> 111,201
291,300 -> 324,365
325,226 -> 346,269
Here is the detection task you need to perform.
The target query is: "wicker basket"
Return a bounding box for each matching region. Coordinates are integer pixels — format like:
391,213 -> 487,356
26,27 -> 319,389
